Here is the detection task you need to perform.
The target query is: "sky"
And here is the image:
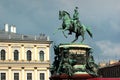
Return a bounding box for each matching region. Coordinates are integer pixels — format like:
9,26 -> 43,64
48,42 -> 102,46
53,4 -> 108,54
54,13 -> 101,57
0,0 -> 120,63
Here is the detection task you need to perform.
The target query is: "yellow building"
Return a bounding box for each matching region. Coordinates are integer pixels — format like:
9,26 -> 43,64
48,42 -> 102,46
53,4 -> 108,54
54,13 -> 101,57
0,24 -> 52,80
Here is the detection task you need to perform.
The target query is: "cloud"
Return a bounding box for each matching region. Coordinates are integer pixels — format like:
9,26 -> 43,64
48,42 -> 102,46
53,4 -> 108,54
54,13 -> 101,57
96,40 -> 120,58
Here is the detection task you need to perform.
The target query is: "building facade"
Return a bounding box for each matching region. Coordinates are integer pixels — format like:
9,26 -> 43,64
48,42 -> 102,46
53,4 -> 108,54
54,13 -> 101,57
0,24 -> 52,80
98,61 -> 120,78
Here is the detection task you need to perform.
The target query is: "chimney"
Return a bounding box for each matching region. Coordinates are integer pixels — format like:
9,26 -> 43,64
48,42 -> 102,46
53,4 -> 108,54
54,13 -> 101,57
13,25 -> 16,33
11,25 -> 14,33
4,24 -> 9,32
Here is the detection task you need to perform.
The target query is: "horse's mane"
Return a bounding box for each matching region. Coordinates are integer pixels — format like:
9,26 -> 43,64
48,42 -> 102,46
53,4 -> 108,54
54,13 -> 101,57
63,10 -> 71,18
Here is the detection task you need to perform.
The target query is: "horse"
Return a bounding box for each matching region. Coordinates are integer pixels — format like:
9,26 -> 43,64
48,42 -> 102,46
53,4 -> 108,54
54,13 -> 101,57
59,10 -> 74,37
58,10 -> 93,43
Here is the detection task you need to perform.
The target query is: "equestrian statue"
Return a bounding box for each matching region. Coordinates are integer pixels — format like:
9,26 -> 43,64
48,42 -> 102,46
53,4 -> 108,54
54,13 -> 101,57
54,7 -> 93,43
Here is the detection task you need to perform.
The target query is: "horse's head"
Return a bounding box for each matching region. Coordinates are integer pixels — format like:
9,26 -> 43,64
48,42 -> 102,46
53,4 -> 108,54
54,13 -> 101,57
63,11 -> 71,19
59,10 -> 71,20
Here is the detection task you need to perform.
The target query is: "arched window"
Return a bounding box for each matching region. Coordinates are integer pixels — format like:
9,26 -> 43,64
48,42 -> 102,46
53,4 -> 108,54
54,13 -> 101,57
14,50 -> 19,61
1,49 -> 6,60
39,50 -> 44,61
27,50 -> 32,61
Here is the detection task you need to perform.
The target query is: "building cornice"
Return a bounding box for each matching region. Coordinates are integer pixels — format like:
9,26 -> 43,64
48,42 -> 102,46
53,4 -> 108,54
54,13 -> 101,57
0,39 -> 52,44
0,60 -> 50,67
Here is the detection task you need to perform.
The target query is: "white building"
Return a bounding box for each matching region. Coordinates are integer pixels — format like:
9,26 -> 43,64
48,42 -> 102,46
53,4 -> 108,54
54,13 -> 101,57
0,24 -> 52,80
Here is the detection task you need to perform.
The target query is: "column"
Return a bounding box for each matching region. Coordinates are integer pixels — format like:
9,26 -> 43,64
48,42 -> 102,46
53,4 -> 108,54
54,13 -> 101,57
34,67 -> 37,80
46,68 -> 50,80
34,45 -> 37,61
8,67 -> 12,80
21,67 -> 25,80
21,45 -> 24,61
8,44 -> 11,60
46,45 -> 50,61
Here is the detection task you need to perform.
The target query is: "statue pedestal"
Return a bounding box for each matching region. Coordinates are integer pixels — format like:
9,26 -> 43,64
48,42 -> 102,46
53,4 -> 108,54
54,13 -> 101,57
50,43 -> 98,80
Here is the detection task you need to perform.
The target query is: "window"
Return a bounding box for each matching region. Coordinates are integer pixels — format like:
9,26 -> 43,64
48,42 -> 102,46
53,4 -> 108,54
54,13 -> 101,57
27,50 -> 32,61
39,51 -> 44,61
40,73 -> 45,80
0,49 -> 6,60
0,73 -> 6,80
14,73 -> 19,80
27,73 -> 32,80
14,50 -> 19,61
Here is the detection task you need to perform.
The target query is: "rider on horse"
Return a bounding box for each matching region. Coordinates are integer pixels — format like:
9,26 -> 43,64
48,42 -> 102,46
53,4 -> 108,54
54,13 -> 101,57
73,7 -> 82,33
56,7 -> 93,43
73,7 -> 79,21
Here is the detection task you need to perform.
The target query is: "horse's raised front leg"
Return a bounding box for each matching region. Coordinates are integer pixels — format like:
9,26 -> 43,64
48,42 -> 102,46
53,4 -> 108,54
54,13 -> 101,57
54,26 -> 68,38
53,27 -> 63,35
58,27 -> 68,38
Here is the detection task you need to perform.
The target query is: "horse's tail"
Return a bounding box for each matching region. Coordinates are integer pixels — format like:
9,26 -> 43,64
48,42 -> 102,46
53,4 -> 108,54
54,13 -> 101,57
86,27 -> 93,38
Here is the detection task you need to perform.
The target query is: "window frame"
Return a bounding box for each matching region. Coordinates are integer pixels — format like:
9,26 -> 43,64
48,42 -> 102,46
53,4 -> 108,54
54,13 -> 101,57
39,50 -> 44,61
27,50 -> 32,61
14,73 -> 19,80
0,72 -> 6,80
27,73 -> 32,80
40,73 -> 45,80
0,49 -> 6,60
14,50 -> 19,61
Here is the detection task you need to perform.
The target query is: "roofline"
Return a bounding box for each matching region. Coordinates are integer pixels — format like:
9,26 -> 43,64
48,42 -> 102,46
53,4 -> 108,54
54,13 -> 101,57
0,39 -> 53,44
99,62 -> 120,69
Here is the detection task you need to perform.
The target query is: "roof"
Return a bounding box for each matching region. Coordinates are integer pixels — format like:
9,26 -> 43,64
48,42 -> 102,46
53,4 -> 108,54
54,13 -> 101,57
110,61 -> 120,67
0,30 -> 51,43
99,61 -> 120,69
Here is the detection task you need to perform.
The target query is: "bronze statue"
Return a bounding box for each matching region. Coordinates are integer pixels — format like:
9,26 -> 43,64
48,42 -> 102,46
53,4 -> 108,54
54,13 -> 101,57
50,7 -> 99,80
54,7 -> 93,43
